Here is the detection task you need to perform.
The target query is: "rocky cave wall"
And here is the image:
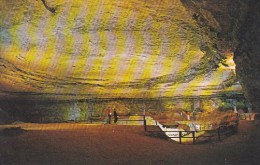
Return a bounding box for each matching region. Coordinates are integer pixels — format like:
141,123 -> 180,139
181,0 -> 260,110
1,97 -> 247,123
0,0 -> 259,122
234,0 -> 260,110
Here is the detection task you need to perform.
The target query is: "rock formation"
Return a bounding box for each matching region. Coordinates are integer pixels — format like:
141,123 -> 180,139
181,0 -> 260,110
0,0 -> 259,121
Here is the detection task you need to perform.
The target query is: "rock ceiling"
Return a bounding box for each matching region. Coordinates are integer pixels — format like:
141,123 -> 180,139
0,0 -> 242,100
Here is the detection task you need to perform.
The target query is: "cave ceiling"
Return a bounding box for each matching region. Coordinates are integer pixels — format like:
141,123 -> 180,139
0,0 -> 242,100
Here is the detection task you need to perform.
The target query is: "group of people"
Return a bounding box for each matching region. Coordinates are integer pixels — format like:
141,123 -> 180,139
106,108 -> 118,124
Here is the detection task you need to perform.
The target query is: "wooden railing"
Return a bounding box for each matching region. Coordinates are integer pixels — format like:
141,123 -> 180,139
117,115 -> 147,131
88,114 -> 147,131
147,124 -> 238,144
238,113 -> 256,120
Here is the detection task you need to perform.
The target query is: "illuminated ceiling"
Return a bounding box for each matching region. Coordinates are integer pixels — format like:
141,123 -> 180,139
0,0 -> 241,99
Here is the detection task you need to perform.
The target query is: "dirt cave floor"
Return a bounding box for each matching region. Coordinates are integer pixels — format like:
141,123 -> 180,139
0,121 -> 259,165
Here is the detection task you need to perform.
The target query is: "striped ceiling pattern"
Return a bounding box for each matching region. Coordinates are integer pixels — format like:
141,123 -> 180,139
0,0 -> 241,99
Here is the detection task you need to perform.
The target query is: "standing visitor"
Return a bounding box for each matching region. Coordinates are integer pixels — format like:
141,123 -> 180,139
186,111 -> 190,121
114,110 -> 118,124
106,108 -> 111,124
234,106 -> 238,116
248,107 -> 253,120
192,111 -> 196,120
180,111 -> 184,120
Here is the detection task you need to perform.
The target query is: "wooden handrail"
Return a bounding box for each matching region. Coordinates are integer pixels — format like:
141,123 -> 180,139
147,123 -> 237,144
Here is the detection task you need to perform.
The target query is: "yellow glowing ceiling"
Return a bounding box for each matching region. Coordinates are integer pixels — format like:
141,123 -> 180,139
0,0 -> 241,99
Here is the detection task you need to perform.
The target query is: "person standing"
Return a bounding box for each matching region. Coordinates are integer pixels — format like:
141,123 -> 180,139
186,111 -> 190,121
180,111 -> 184,119
248,107 -> 253,120
114,110 -> 118,124
106,108 -> 111,124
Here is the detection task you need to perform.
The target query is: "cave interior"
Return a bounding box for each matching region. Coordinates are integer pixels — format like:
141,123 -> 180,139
0,0 -> 259,123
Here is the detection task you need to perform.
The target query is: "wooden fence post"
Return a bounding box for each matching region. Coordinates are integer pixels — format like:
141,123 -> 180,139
192,131 -> 195,144
179,131 -> 182,144
143,115 -> 147,132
